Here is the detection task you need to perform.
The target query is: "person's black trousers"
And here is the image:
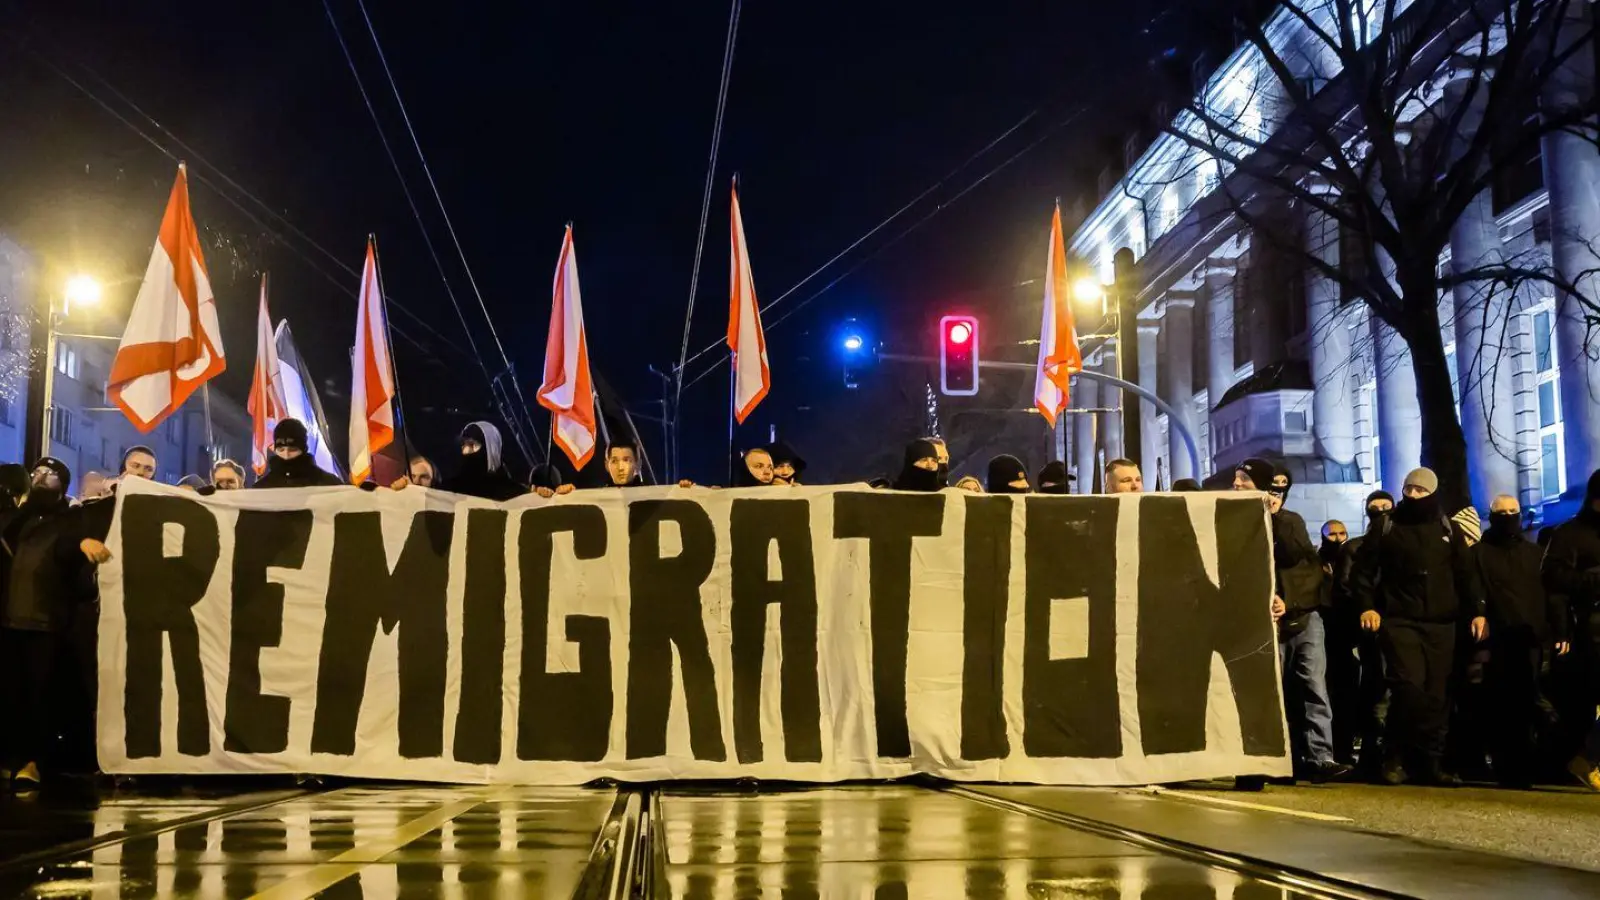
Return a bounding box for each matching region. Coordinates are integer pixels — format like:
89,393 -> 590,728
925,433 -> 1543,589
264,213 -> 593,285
1379,619 -> 1455,770
0,627 -> 59,771
1488,626 -> 1546,784
1326,611 -> 1363,763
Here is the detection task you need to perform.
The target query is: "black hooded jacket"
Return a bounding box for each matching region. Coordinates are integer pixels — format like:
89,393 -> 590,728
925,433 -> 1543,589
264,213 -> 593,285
449,422 -> 528,501
1543,505 -> 1600,628
255,453 -> 345,489
1478,527 -> 1565,642
1,495 -> 96,632
1352,494 -> 1485,623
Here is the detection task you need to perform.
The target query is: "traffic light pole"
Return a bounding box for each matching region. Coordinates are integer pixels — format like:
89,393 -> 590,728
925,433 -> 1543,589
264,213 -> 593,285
877,353 -> 1200,477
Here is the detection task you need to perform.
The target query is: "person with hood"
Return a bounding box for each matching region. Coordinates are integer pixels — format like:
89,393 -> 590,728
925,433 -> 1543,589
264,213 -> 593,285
893,440 -> 945,492
1541,469 -> 1600,792
0,458 -> 109,786
447,422 -> 527,501
1232,457 -> 1275,493
732,447 -> 777,487
767,441 -> 807,486
1267,466 -> 1348,782
1474,494 -> 1567,788
255,419 -> 345,489
1352,467 -> 1487,786
987,455 -> 1029,494
1037,461 -> 1073,494
926,437 -> 952,485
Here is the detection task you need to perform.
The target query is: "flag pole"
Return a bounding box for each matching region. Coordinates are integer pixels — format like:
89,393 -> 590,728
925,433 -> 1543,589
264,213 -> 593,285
727,351 -> 737,485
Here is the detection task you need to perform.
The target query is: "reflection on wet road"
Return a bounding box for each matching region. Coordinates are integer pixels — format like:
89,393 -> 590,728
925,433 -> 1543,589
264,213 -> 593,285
658,786 -> 1314,899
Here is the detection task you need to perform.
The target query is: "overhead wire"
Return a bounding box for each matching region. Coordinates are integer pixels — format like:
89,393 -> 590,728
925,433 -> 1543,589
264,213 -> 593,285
17,40 -> 467,365
676,105 -> 1081,394
353,0 -> 544,464
672,0 -> 744,416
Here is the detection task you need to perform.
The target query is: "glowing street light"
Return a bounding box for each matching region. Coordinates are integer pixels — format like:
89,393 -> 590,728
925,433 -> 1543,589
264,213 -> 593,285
1071,276 -> 1104,306
64,274 -> 102,314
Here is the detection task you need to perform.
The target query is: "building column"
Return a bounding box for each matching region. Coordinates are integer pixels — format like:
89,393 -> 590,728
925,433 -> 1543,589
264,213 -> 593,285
1100,342 -> 1124,462
1305,206 -> 1357,466
1163,294 -> 1199,481
1137,318 -> 1161,479
1073,374 -> 1099,494
1372,316 -> 1422,496
1541,13 -> 1600,495
1204,262 -> 1237,472
1450,188 -> 1519,510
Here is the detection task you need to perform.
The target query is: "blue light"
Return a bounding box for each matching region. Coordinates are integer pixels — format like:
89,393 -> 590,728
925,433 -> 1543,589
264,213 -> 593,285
843,335 -> 864,352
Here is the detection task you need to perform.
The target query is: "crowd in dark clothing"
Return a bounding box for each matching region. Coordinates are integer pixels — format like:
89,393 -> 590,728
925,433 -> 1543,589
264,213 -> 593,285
4,419 -> 1600,796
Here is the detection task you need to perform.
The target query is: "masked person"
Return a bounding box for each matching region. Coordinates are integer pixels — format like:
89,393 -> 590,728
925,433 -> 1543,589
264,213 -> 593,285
893,440 -> 945,492
1037,461 -> 1073,494
1333,490 -> 1395,772
767,441 -> 806,486
1353,467 -> 1487,786
1172,478 -> 1202,492
0,458 -> 109,787
730,447 -> 778,488
1473,494 -> 1566,788
446,422 -> 527,501
1541,470 -> 1600,792
255,419 -> 345,489
986,455 -> 1029,494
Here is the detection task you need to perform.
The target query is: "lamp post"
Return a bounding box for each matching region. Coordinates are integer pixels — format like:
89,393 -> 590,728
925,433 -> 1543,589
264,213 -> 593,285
23,275 -> 102,465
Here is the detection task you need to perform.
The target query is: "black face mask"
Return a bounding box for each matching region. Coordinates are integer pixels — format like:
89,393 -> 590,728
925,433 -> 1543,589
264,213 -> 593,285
895,466 -> 944,492
1367,506 -> 1390,526
24,484 -> 62,508
1488,511 -> 1521,539
1319,540 -> 1344,562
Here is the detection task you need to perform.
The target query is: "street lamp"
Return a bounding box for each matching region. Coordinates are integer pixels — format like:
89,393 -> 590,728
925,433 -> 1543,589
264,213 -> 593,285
24,274 -> 106,465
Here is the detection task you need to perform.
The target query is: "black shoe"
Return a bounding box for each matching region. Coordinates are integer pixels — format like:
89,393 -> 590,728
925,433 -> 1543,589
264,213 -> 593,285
1379,760 -> 1406,786
1233,775 -> 1267,792
1309,761 -> 1354,784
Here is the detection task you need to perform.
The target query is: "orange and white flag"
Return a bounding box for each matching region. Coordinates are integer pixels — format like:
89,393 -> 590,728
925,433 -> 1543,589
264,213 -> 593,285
1034,203 -> 1083,426
108,164 -> 226,431
537,226 -> 597,468
347,237 -> 397,484
728,182 -> 769,424
247,274 -> 287,475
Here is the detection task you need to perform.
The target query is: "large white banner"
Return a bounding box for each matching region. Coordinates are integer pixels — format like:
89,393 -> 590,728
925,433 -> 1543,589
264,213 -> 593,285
97,478 -> 1290,784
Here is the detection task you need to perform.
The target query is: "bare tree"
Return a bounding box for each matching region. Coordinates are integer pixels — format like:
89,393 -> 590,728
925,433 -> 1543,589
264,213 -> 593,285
1143,0 -> 1599,508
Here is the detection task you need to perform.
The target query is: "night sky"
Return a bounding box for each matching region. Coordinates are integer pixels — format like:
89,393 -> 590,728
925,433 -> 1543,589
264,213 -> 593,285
0,0 -> 1232,483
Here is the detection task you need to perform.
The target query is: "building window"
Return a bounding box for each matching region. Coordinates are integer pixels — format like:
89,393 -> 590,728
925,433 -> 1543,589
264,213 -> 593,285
49,406 -> 76,449
56,343 -> 79,380
1284,411 -> 1308,433
1533,309 -> 1565,498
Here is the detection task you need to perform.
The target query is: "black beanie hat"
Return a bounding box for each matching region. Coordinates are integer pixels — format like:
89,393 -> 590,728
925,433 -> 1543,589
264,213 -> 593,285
33,456 -> 72,493
273,418 -> 309,452
1237,458 -> 1274,491
1365,489 -> 1395,507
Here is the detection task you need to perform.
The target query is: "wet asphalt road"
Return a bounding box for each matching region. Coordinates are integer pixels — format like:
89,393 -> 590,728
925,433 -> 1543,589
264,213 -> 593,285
1,779 -> 1597,898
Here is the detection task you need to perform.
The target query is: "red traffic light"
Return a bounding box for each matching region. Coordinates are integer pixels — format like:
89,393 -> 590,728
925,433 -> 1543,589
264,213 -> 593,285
939,315 -> 979,397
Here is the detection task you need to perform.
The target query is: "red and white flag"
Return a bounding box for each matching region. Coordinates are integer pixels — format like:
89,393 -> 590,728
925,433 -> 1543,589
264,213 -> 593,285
537,226 -> 597,468
1034,203 -> 1083,426
247,274 -> 287,475
728,182 -> 769,424
348,237 -> 397,484
108,164 -> 226,431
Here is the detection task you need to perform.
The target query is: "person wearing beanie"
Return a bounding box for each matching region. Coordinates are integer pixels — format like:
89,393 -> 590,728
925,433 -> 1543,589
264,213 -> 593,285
1037,460 -> 1073,494
1232,457 -> 1275,492
1541,468 -> 1600,791
986,455 -> 1030,494
0,457 -> 110,787
255,419 -> 345,489
893,440 -> 945,492
1351,466 -> 1487,786
1171,478 -> 1202,492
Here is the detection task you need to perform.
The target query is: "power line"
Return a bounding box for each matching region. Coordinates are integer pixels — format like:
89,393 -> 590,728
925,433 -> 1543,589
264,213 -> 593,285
353,0 -> 544,465
672,0 -> 744,418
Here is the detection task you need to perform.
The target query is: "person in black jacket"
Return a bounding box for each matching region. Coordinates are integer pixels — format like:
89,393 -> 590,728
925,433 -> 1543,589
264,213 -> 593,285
1477,494 -> 1567,788
1270,468 -> 1349,782
1541,469 -> 1600,792
255,419 -> 345,489
447,422 -> 527,501
1352,467 -> 1488,786
1335,491 -> 1395,773
0,458 -> 109,787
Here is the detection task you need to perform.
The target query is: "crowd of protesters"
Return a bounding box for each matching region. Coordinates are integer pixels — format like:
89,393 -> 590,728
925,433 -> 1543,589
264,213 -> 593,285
3,416 -> 1599,798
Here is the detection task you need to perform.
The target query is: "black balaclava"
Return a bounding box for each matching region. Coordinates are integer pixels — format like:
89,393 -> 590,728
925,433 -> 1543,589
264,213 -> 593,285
1270,465 -> 1294,499
893,440 -> 944,492
529,464 -> 564,492
927,438 -> 950,486
1037,460 -> 1072,495
1237,457 -> 1274,491
1487,508 -> 1522,541
1365,489 -> 1395,526
986,455 -> 1029,495
273,418 -> 309,454
767,441 -> 807,485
